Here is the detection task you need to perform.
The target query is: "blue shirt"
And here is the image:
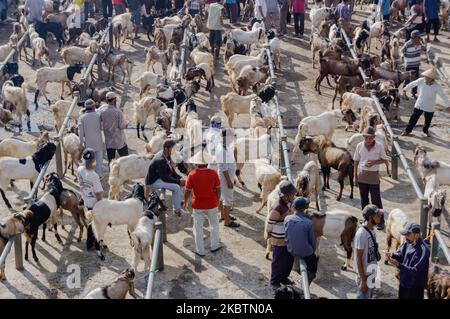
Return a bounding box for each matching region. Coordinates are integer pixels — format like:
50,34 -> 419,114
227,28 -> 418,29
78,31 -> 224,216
379,0 -> 390,16
424,0 -> 439,19
284,211 -> 316,258
391,238 -> 430,288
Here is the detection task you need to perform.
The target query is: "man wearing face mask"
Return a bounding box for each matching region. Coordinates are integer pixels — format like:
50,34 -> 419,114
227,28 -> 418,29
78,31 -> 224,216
266,180 -> 297,290
205,115 -> 222,171
354,204 -> 383,299
385,223 -> 430,299
401,67 -> 450,137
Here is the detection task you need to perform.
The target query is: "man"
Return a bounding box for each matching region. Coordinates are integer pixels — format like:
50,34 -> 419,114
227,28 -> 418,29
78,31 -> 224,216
401,68 -> 450,137
424,0 -> 440,42
24,0 -> 45,24
353,126 -> 389,230
184,0 -> 204,16
354,204 -> 383,299
0,0 -> 7,22
224,0 -> 238,24
77,148 -> 104,258
146,139 -> 188,217
205,115 -> 222,171
405,4 -> 425,40
254,0 -> 267,23
401,29 -> 426,98
278,0 -> 290,36
266,180 -> 297,290
284,197 -> 318,284
98,92 -> 129,165
385,223 -> 430,299
215,128 -> 239,227
78,99 -> 104,178
102,0 -> 113,18
113,0 -> 126,14
265,0 -> 281,35
379,0 -> 390,22
184,150 -> 222,257
334,0 -> 351,24
290,0 -> 305,38
207,0 -> 225,59
126,0 -> 144,39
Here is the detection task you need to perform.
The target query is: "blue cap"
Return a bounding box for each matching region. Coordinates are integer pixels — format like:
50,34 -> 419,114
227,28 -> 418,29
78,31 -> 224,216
400,223 -> 421,235
82,148 -> 96,164
294,196 -> 309,210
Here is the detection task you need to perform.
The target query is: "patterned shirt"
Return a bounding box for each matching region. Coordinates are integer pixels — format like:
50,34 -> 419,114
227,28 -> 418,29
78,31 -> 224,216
98,104 -> 128,149
401,39 -> 426,68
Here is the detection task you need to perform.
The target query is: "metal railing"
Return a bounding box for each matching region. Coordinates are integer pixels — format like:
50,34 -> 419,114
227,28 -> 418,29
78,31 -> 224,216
430,222 -> 450,264
0,23 -> 112,274
339,28 -> 430,236
145,28 -> 188,299
264,42 -> 311,299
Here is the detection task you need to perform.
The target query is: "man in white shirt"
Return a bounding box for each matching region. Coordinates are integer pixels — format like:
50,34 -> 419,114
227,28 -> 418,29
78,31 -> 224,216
205,115 -> 222,171
401,68 -> 450,137
207,0 -> 225,59
354,127 -> 389,230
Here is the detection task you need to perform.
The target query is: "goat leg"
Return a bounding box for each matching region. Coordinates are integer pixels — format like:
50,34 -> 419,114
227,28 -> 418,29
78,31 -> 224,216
31,234 -> 39,263
60,207 -> 65,231
255,199 -> 266,214
42,223 -> 47,242
337,177 -> 344,201
26,109 -> 31,131
141,124 -> 148,142
349,168 -> 354,199
53,224 -> 62,243
136,123 -> 141,139
25,239 -> 29,261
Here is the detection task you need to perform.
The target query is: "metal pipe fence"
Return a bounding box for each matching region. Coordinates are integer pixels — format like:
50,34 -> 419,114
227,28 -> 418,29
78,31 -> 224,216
430,222 -> 450,264
0,30 -> 29,71
339,28 -> 429,236
264,42 -> 311,299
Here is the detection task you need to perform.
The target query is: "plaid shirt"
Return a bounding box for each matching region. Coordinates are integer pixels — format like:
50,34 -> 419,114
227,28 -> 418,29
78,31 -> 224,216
98,104 -> 128,149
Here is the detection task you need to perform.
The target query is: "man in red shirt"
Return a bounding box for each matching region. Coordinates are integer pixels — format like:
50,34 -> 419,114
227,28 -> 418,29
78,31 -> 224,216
290,0 -> 305,38
184,150 -> 222,257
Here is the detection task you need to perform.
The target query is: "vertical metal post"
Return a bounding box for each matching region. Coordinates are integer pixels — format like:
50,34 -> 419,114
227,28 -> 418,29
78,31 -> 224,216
420,198 -> 429,238
145,221 -> 164,299
14,235 -> 23,270
108,18 -> 113,47
160,209 -> 167,243
157,225 -> 164,271
55,138 -> 64,178
430,222 -> 440,263
391,138 -> 398,180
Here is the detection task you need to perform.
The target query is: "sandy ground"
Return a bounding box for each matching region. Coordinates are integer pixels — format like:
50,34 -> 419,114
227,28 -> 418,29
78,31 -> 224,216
0,3 -> 449,299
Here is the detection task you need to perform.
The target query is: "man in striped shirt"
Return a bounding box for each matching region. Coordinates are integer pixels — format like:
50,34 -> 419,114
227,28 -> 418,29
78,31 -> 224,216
401,30 -> 426,98
266,180 -> 297,290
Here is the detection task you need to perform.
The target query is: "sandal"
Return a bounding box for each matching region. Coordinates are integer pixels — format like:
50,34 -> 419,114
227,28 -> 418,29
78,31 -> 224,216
225,221 -> 240,228
219,216 -> 237,222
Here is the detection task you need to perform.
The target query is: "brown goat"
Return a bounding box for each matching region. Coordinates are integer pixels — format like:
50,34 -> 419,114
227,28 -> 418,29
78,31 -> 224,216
427,265 -> 450,299
299,136 -> 354,201
332,75 -> 365,108
369,67 -> 414,87
315,57 -> 362,95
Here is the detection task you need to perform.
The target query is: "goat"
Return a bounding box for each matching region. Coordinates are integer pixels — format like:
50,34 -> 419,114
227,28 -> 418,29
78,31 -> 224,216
133,97 -> 168,141
424,175 -> 447,229
61,40 -> 100,66
413,147 -> 450,185
294,161 -> 320,211
234,65 -> 269,95
254,158 -> 282,214
332,75 -> 365,108
104,50 -> 133,84
309,7 -> 333,33
299,136 -> 354,201
144,45 -> 172,76
84,268 -> 138,299
34,64 -> 84,109
385,208 -> 408,264
227,27 -> 265,48
133,71 -> 167,98
111,12 -> 133,49
2,80 -> 30,131
427,265 -> 450,299
62,127 -> 83,179
0,213 -> 26,280
0,131 -> 49,158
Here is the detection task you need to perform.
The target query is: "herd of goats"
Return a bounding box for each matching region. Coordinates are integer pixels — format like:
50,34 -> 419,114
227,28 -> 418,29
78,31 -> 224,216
0,1 -> 448,298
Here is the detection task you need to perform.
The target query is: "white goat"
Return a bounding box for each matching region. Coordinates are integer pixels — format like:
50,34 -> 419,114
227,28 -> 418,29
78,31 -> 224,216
424,175 -> 447,227
1,81 -> 29,131
254,158 -> 282,214
294,160 -> 320,211
385,208 -> 408,259
61,40 -> 99,66
133,97 -> 168,141
221,92 -> 258,127
62,131 -> 83,178
309,7 -> 333,33
133,71 -> 167,98
52,100 -> 81,132
228,27 -> 265,47
413,147 -> 450,186
130,210 -> 158,271
0,131 -> 49,158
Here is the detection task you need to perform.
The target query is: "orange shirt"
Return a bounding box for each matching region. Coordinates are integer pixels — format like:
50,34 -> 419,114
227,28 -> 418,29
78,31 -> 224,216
185,168 -> 220,209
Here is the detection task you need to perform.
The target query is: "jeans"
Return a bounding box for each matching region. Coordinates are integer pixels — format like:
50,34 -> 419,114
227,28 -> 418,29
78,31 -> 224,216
193,208 -> 220,255
150,178 -> 183,212
106,145 -> 129,163
358,182 -> 384,225
303,253 -> 318,283
270,245 -> 294,286
102,0 -> 113,18
209,29 -> 222,49
225,3 -> 238,23
426,18 -> 440,36
94,150 -> 103,177
0,0 -> 7,21
84,2 -> 91,22
404,66 -> 420,96
356,275 -> 375,299
293,13 -> 304,36
405,108 -> 434,134
398,285 -> 424,299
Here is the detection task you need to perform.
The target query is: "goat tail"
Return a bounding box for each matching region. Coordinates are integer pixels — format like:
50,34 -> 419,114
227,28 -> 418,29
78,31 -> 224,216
130,233 -> 143,254
2,80 -> 13,97
110,160 -> 120,177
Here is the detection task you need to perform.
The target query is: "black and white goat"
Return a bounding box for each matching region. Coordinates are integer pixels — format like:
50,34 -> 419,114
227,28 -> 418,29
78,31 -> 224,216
0,142 -> 56,211
21,169 -> 64,262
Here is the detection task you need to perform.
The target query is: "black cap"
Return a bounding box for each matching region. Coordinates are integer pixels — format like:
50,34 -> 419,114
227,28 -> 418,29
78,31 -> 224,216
163,139 -> 177,149
279,181 -> 297,196
82,148 -> 96,164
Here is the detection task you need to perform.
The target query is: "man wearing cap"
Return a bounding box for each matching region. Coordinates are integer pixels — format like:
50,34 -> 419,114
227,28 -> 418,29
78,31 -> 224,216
284,196 -> 318,285
354,204 -> 383,299
401,67 -> 450,137
215,128 -> 239,227
205,115 -> 222,171
266,180 -> 297,290
146,139 -> 188,217
353,126 -> 389,230
79,99 -> 104,178
401,29 -> 426,98
183,150 -> 222,257
77,148 -> 105,258
385,222 -> 429,299
98,92 -> 129,165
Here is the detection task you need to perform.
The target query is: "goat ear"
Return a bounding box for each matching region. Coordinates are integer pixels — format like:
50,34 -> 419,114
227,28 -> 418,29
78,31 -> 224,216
0,223 -> 5,228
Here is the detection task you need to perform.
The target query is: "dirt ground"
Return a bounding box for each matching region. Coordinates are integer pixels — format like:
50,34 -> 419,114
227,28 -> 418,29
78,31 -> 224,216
0,3 -> 449,299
